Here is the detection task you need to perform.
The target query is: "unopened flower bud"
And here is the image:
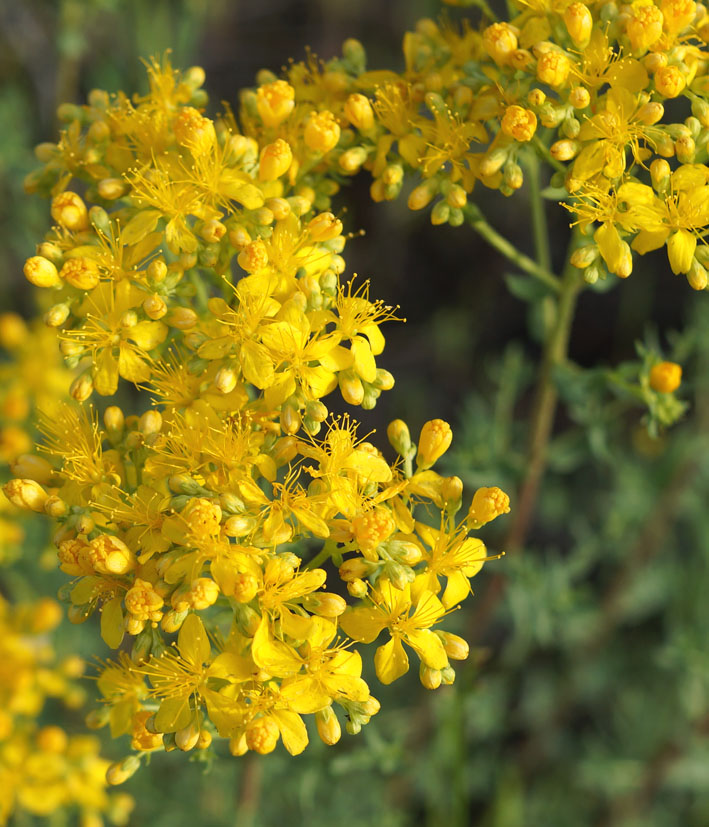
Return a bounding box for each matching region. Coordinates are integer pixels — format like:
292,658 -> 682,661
24,256 -> 61,288
417,419 -> 452,469
649,361 -> 682,392
4,478 -> 48,512
315,707 -> 341,745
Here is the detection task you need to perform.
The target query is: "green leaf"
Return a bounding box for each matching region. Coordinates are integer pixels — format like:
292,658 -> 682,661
505,273 -> 553,303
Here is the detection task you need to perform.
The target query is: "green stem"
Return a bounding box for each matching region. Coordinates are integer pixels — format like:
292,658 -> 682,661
306,541 -> 334,570
464,206 -> 560,292
526,151 -> 551,273
504,252 -> 582,552
531,135 -> 567,175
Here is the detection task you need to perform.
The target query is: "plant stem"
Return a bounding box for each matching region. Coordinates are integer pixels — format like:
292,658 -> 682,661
526,152 -> 551,273
505,260 -> 581,551
464,206 -> 560,293
306,541 -> 334,570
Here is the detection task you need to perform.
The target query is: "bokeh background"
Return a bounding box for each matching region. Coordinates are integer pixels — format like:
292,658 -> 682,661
3,1 -> 709,825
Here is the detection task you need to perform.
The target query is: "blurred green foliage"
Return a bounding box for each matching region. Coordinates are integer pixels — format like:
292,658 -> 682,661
4,1 -> 709,826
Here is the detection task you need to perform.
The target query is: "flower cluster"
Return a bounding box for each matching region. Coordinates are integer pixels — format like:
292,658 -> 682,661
7,56 -> 510,772
0,313 -> 72,564
0,595 -> 133,825
238,4 -> 709,289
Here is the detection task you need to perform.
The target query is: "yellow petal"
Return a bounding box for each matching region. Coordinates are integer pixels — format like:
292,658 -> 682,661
178,613 -> 211,666
667,229 -> 696,274
374,636 -> 409,684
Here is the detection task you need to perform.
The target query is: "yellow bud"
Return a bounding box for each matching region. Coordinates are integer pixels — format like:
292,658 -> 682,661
214,366 -> 238,394
468,486 -> 511,526
197,729 -> 213,750
231,572 -> 259,603
501,105 -> 538,142
3,478 -> 48,512
315,707 -> 342,745
564,2 -> 593,44
104,405 -> 125,433
627,2 -> 664,52
302,592 -> 347,617
655,65 -> 686,97
24,256 -> 61,288
60,257 -> 100,290
344,93 -> 375,130
44,303 -> 70,327
188,577 -> 220,610
527,88 -> 546,107
97,177 -> 126,200
31,598 -> 63,633
408,181 -> 438,210
339,558 -> 371,582
264,198 -> 289,221
339,372 -> 364,405
37,726 -> 68,753
420,664 -> 442,690
106,756 -> 141,786
347,578 -> 368,598
200,219 -> 227,243
238,239 -> 269,273
175,722 -> 201,752
569,86 -> 591,108
417,419 -> 452,469
70,372 -> 94,402
174,106 -> 216,155
44,495 -> 68,518
229,734 -> 249,756
550,139 -> 579,161
10,454 -> 53,484
224,515 -> 256,538
51,191 -> 89,231
387,419 -> 412,455
483,22 -> 518,65
167,307 -> 198,329
256,80 -> 295,127
304,110 -> 341,154
649,361 -> 682,392
147,259 -> 168,283
536,51 -> 571,87
245,717 -> 279,754
142,293 -> 167,320
88,534 -> 136,576
437,631 -> 470,660
307,212 -> 343,242
139,409 -> 163,435
259,138 -> 293,181
0,312 -> 27,347
441,475 -> 464,509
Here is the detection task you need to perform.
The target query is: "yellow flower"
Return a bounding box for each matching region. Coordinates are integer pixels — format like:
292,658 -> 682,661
340,578 -> 448,684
